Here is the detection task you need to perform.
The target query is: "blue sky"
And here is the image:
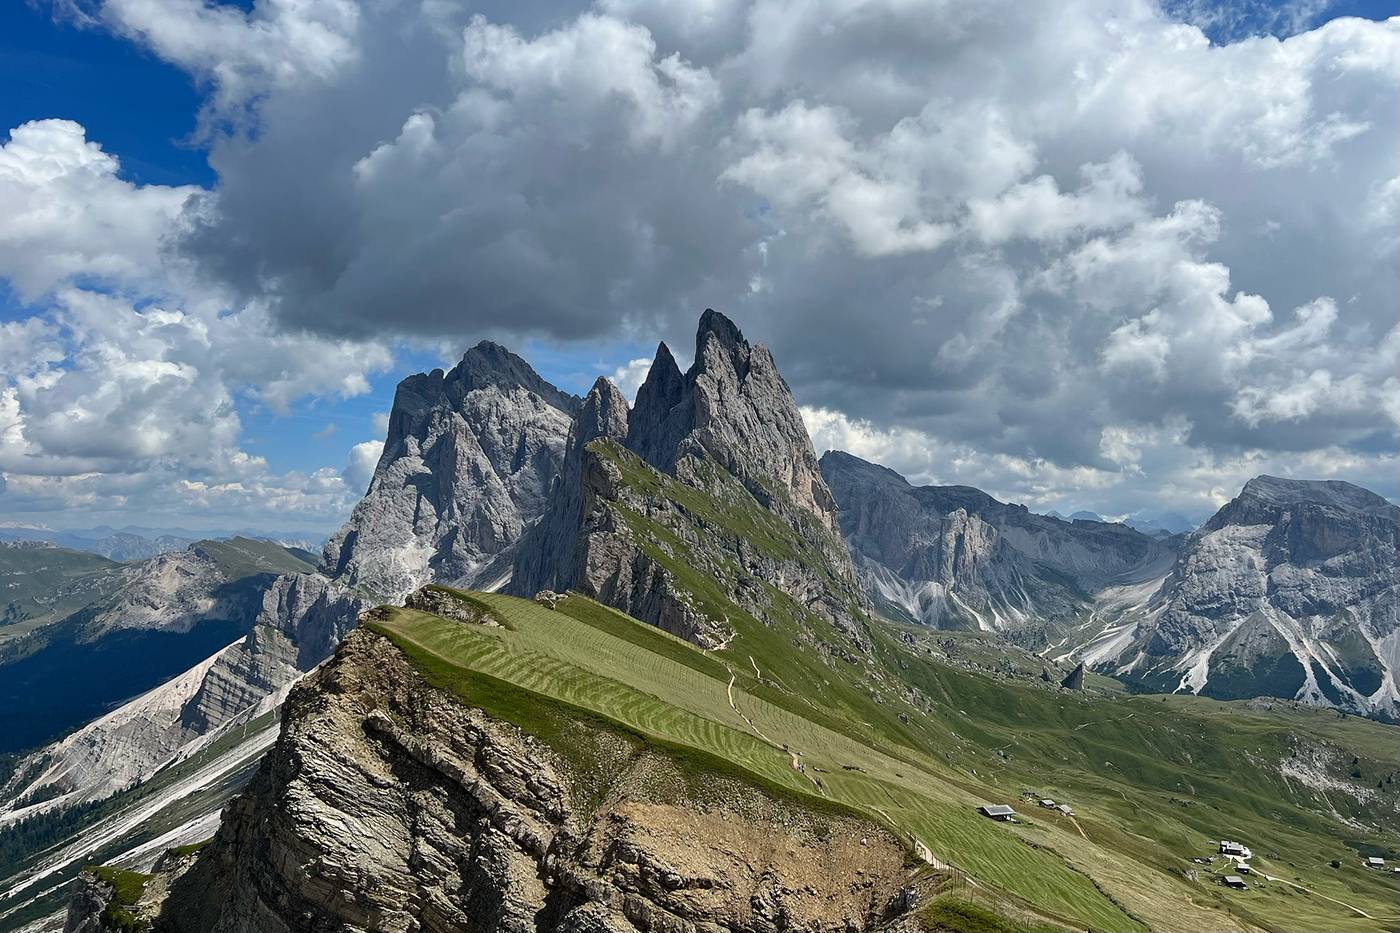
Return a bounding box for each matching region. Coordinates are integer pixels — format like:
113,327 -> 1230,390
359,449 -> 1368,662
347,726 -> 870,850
1,0 -> 1396,533
0,2 -> 210,188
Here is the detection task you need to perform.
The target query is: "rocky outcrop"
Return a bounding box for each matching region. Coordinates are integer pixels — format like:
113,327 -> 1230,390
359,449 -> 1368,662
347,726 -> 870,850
404,584 -> 501,625
63,871 -> 115,933
1085,476 -> 1399,718
143,629 -> 916,933
821,451 -> 1175,637
1061,662 -> 1085,691
179,573 -> 371,735
323,341 -> 579,602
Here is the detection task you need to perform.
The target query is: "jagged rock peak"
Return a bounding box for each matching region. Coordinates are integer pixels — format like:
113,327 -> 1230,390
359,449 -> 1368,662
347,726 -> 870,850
322,339 -> 579,602
509,377 -> 630,595
626,309 -> 840,533
625,341 -> 684,472
695,306 -> 749,370
577,376 -> 631,444
453,340 -> 580,411
1061,661 -> 1085,691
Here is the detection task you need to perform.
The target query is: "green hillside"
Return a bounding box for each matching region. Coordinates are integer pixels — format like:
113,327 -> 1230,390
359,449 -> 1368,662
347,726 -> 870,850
190,536 -> 317,579
0,546 -> 124,643
369,586 -> 1400,933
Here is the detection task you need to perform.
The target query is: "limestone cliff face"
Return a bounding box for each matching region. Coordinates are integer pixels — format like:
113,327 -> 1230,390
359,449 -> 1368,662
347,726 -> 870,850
566,444 -> 732,648
324,341 -> 579,602
820,451 -> 1173,636
179,572 -> 372,734
1104,476 -> 1400,717
142,628 -> 916,933
511,378 -> 631,596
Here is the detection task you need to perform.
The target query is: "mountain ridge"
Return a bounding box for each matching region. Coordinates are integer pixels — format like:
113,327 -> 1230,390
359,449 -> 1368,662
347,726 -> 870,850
1061,470 -> 1398,718
510,310 -> 864,649
820,449 -> 1175,637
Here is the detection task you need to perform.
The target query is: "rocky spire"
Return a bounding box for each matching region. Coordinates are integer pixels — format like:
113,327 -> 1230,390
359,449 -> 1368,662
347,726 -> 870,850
512,377 -> 630,594
626,341 -> 685,470
1061,661 -> 1086,691
509,309 -> 864,644
624,309 -> 841,534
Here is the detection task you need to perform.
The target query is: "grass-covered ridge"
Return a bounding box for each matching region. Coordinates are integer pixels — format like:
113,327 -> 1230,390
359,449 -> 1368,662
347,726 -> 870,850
191,536 -> 317,580
367,586 -> 1400,933
0,545 -> 124,643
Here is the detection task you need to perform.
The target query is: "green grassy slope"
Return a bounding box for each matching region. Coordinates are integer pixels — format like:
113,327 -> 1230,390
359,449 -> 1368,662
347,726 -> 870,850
191,537 -> 317,579
598,443 -> 1400,923
0,547 -> 124,643
369,587 -> 1400,933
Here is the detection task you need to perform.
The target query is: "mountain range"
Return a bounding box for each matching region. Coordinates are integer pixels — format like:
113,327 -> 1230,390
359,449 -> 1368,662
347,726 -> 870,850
0,528 -> 324,563
821,451 -> 1177,634
1,311 -> 1395,933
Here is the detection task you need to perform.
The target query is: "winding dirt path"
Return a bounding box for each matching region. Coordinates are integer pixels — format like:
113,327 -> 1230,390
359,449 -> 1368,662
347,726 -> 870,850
722,662 -> 823,793
1256,871 -> 1392,921
1073,712 -> 1136,731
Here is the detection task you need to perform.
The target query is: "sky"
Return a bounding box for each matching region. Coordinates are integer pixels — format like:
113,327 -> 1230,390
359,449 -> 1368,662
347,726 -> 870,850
0,0 -> 1395,535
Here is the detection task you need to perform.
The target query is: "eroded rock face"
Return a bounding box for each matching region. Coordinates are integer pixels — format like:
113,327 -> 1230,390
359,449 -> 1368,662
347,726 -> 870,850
512,378 -> 631,596
1102,476 -> 1399,717
63,873 -> 114,933
180,572 -> 372,735
149,629 -> 915,933
821,451 -> 1174,636
567,446 -> 729,647
323,341 -> 579,602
